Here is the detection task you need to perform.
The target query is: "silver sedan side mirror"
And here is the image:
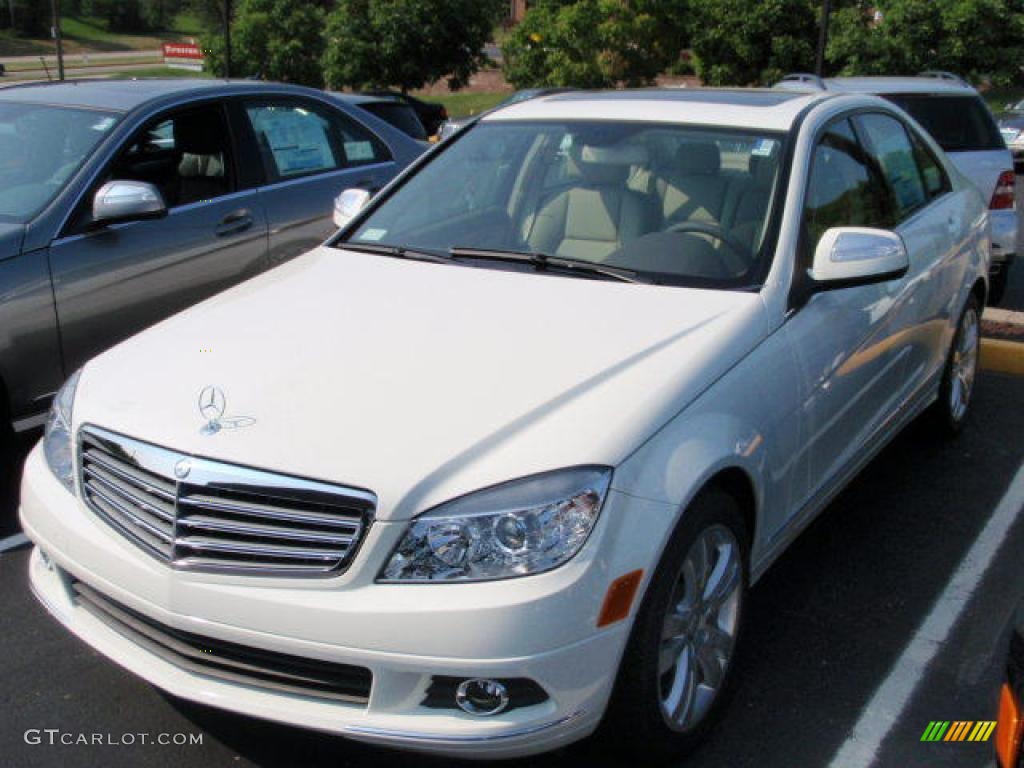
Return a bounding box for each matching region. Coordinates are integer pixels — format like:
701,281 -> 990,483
810,227 -> 909,289
92,180 -> 167,227
333,188 -> 372,230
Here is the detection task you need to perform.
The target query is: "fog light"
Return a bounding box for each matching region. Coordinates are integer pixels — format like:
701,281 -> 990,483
455,678 -> 509,716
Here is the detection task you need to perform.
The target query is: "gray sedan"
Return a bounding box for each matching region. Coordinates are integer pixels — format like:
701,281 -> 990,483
0,78 -> 423,459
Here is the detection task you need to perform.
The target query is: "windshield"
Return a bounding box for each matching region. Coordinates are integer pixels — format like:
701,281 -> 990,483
0,102 -> 119,222
340,120 -> 787,287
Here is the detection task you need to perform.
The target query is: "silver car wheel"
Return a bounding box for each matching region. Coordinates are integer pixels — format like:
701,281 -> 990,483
949,305 -> 979,423
658,524 -> 742,732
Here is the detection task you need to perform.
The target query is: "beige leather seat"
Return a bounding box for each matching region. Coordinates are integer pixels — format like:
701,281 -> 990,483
658,142 -> 728,227
722,155 -> 775,253
173,113 -> 228,206
526,143 -> 658,261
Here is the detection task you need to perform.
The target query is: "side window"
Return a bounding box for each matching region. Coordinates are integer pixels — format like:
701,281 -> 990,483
802,118 -> 893,264
244,100 -> 390,183
68,104 -> 234,233
855,113 -> 929,220
908,129 -> 951,200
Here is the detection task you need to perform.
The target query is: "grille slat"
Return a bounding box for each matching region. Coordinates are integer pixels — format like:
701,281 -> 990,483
84,466 -> 176,523
176,515 -> 357,546
78,427 -> 374,577
85,484 -> 175,546
72,580 -> 372,704
178,494 -> 364,531
82,448 -> 176,500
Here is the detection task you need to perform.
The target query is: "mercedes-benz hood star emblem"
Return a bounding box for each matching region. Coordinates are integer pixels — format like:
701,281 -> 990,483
198,385 -> 227,435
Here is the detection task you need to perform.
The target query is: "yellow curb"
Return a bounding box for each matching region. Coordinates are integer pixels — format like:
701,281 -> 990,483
980,338 -> 1024,375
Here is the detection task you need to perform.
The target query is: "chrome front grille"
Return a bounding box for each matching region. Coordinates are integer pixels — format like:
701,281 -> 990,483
79,426 -> 374,576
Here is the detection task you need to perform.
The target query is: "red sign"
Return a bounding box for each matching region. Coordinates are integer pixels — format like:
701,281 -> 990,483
162,43 -> 203,60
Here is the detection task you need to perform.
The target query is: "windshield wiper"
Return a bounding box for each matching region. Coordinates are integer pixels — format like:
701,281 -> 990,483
448,246 -> 646,284
341,242 -> 455,264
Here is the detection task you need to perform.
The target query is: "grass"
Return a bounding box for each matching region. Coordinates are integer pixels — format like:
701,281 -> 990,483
1,14 -> 201,58
416,90 -> 508,118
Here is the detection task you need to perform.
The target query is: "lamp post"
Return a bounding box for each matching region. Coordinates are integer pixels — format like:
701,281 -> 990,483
815,0 -> 832,77
51,0 -> 64,81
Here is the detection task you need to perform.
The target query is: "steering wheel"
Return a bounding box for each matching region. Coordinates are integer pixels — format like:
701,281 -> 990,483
664,220 -> 750,266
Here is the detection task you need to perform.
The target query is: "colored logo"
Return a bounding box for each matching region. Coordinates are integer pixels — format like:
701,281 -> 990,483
920,720 -> 996,742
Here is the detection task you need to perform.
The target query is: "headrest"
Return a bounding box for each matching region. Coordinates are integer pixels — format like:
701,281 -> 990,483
572,142 -> 648,186
173,114 -> 224,155
674,142 -> 721,175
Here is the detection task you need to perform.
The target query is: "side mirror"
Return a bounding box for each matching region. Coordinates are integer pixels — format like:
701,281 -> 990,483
92,180 -> 167,227
333,188 -> 372,229
810,227 -> 909,290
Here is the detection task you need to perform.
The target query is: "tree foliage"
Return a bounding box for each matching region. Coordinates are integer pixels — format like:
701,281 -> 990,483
322,0 -> 504,92
687,0 -> 819,86
501,0 -> 689,89
828,0 -> 1024,86
203,0 -> 326,86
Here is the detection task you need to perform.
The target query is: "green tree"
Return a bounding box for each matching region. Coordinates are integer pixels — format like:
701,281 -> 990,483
322,0 -> 504,92
501,0 -> 690,89
828,0 -> 1024,86
203,0 -> 326,85
688,0 -> 819,85
4,0 -> 51,36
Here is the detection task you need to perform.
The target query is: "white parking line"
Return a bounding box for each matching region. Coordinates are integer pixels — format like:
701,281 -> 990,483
827,460 -> 1024,768
0,532 -> 30,554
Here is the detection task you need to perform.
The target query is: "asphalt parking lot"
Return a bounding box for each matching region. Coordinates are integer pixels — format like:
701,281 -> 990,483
1,200 -> 1022,768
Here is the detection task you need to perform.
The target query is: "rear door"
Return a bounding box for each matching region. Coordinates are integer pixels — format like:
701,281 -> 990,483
48,102 -> 269,373
235,96 -> 398,268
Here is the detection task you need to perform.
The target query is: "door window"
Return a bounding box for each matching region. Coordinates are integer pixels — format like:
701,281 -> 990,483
244,100 -> 390,183
801,118 -> 893,264
908,128 -> 951,201
112,105 -> 233,209
855,113 -> 929,220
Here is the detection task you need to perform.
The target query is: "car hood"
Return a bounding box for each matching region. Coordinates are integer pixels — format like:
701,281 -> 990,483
75,247 -> 768,521
0,221 -> 25,263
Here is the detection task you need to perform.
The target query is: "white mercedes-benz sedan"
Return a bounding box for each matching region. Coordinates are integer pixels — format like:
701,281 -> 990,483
21,88 -> 989,760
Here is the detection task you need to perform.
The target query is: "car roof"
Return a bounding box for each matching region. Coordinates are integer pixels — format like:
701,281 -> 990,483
0,78 -> 316,112
331,92 -> 398,107
775,75 -> 977,96
482,88 -> 833,131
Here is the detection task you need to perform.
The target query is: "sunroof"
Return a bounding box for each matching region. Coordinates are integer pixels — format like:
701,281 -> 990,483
550,89 -> 805,107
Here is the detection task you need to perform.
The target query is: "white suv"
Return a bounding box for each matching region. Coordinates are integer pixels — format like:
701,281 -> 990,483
22,88 -> 989,760
776,72 -> 1016,304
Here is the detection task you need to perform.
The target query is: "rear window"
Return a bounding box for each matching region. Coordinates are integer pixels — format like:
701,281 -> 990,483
361,102 -> 427,141
884,94 -> 1004,152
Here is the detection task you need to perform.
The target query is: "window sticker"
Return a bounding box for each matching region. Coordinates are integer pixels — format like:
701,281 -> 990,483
751,138 -> 777,157
345,141 -> 375,162
358,227 -> 388,241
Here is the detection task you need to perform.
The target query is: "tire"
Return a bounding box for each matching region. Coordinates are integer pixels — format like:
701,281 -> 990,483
931,294 -> 981,435
602,487 -> 749,762
988,268 -> 1008,307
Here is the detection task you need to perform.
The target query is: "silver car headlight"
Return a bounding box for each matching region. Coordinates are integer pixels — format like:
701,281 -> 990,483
43,369 -> 82,493
379,466 -> 612,582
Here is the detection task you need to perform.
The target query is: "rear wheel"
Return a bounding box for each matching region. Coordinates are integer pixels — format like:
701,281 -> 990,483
603,487 -> 749,761
932,295 -> 980,435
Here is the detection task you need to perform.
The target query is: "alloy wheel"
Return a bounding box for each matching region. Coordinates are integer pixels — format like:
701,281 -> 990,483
949,305 -> 979,423
657,524 -> 742,732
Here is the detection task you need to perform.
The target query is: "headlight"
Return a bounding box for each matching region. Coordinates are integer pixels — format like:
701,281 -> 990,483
379,466 -> 612,582
43,369 -> 82,493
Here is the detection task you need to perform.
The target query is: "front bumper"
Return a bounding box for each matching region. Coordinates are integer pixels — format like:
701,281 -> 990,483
20,445 -> 676,758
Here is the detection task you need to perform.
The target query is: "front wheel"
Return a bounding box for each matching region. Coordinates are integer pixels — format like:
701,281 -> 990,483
932,295 -> 980,435
602,487 -> 749,761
